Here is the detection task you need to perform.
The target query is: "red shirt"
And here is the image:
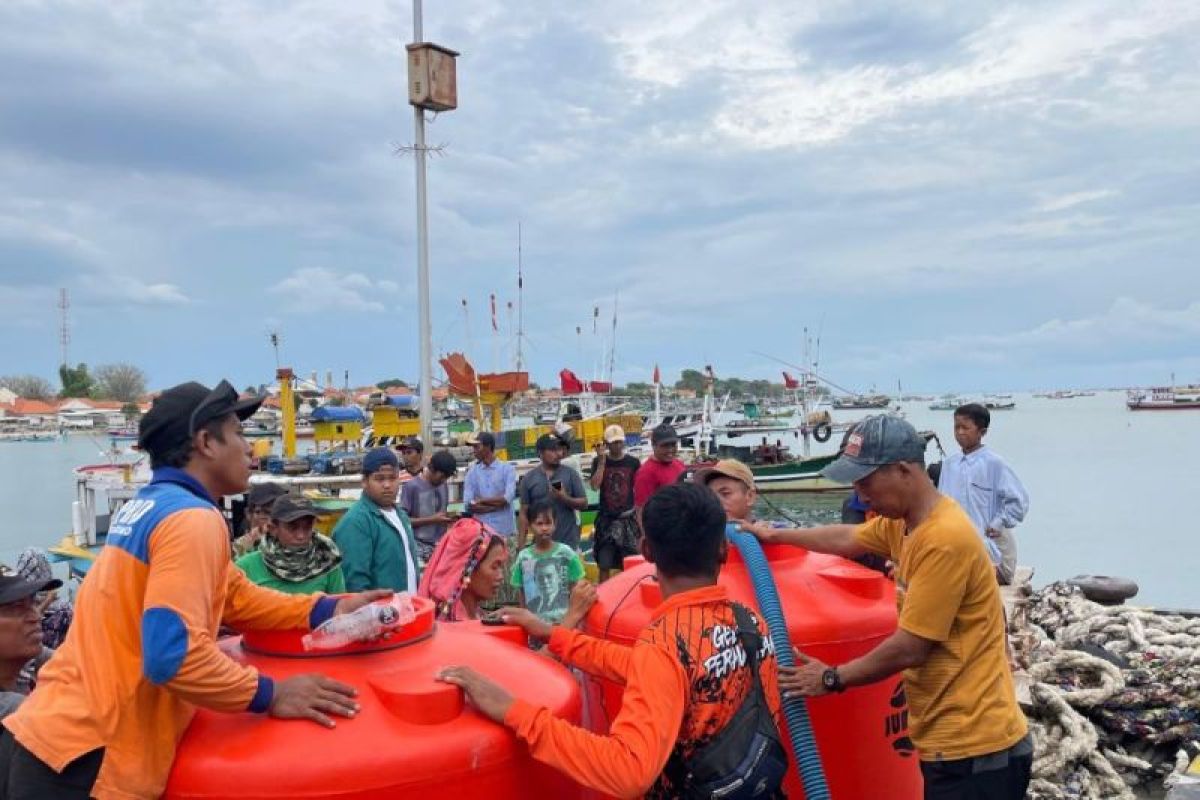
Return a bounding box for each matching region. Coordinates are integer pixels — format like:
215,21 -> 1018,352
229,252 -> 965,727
633,458 -> 685,507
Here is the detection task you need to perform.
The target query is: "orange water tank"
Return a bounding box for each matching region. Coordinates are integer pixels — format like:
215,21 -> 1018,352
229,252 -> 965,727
166,598 -> 584,799
584,545 -> 922,800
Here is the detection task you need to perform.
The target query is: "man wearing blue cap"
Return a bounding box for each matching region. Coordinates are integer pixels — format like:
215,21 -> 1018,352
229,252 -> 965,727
333,448 -> 421,592
740,415 -> 1031,800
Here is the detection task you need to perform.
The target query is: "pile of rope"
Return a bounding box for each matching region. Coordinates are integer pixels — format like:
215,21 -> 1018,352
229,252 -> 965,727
1016,582 -> 1200,799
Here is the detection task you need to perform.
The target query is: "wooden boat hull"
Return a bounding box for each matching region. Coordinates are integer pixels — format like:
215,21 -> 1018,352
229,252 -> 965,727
750,454 -> 847,493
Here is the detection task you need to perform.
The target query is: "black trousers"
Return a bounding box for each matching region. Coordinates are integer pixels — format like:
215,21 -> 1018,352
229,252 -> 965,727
0,730 -> 102,799
920,735 -> 1033,800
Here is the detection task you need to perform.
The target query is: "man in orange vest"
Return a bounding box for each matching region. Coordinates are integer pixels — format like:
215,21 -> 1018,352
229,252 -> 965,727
1,380 -> 389,799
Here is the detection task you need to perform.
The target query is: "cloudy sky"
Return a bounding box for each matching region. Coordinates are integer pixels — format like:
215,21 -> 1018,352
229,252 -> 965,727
1,0 -> 1197,395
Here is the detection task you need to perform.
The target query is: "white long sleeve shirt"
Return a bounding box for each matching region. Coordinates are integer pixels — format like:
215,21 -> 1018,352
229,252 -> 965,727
939,445 -> 1029,563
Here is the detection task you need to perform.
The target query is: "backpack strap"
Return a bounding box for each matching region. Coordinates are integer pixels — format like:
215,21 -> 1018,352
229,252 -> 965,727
730,602 -> 765,689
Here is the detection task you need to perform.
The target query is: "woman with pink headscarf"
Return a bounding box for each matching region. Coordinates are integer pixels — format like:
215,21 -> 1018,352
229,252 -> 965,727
418,518 -> 508,621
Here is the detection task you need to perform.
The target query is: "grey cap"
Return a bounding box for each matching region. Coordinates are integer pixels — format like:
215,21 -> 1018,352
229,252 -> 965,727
821,415 -> 926,485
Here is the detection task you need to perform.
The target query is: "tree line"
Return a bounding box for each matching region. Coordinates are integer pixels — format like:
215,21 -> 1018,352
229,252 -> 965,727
0,362 -> 148,403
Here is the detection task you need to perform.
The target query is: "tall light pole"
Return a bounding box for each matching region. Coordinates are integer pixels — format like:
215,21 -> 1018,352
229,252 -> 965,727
405,2 -> 457,447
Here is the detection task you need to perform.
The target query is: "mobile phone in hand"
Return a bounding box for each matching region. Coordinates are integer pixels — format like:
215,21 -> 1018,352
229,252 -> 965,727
551,479 -> 563,491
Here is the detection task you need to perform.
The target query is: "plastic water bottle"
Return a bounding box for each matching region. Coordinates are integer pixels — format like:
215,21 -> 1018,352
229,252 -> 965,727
302,593 -> 416,651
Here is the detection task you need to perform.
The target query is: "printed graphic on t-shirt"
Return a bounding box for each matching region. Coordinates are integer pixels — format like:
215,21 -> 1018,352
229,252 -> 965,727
515,549 -> 575,623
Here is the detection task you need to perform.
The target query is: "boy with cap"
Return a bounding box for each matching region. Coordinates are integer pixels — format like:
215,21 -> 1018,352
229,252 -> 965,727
588,424 -> 640,581
740,415 -> 1031,800
0,572 -> 63,721
1,380 -> 391,800
401,450 -> 459,564
462,432 -> 517,536
236,495 -> 346,595
633,423 -> 685,509
231,481 -> 288,558
333,447 -> 422,593
517,434 -> 587,550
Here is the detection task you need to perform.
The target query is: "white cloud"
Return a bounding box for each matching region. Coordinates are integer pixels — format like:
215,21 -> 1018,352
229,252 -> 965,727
844,297 -> 1200,371
269,267 -> 392,313
1035,189 -> 1118,213
82,273 -> 190,306
594,0 -> 1200,149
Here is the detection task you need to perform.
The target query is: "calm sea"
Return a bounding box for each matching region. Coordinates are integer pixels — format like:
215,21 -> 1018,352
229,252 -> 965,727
1,391 -> 1196,608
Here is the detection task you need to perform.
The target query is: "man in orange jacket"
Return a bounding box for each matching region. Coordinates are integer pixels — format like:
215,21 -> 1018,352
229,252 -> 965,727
0,380 -> 390,799
439,482 -> 788,799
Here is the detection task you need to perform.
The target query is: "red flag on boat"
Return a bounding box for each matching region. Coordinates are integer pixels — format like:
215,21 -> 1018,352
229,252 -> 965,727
783,371 -> 800,389
653,364 -> 661,385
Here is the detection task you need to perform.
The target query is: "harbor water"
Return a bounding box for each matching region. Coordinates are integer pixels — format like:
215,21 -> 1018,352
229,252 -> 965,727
0,391 -> 1196,608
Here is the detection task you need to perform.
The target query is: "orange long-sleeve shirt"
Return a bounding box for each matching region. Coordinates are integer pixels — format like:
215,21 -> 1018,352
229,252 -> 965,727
4,469 -> 335,800
504,584 -> 781,799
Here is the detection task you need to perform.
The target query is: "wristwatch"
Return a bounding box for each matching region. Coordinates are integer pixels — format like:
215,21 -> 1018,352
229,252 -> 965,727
821,667 -> 845,694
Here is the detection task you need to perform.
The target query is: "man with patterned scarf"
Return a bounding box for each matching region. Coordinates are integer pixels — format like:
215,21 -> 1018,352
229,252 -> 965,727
236,496 -> 345,595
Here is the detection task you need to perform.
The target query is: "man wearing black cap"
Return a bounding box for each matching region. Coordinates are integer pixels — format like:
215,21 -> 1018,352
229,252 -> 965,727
1,380 -> 391,800
0,573 -> 62,721
633,423 -> 685,509
517,434 -> 587,550
397,436 -> 425,483
741,415 -> 1031,800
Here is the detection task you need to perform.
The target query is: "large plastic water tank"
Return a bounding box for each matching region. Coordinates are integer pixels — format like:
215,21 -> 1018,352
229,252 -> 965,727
583,546 -> 922,800
166,598 -> 585,799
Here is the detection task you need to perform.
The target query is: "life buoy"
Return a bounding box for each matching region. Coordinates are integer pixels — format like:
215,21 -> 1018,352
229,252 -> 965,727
813,423 -> 833,443
1068,575 -> 1138,605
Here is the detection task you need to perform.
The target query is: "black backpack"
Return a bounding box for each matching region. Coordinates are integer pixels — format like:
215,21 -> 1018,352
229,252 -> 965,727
665,603 -> 789,799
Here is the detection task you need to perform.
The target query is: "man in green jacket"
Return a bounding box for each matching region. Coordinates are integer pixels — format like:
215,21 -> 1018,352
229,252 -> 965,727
333,448 -> 421,592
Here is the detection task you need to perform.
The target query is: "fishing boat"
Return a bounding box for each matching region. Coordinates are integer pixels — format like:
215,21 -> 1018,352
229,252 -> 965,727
1127,385 -> 1200,411
984,395 -> 1017,411
929,394 -> 964,411
831,393 -> 890,410
0,432 -> 59,443
106,427 -> 138,441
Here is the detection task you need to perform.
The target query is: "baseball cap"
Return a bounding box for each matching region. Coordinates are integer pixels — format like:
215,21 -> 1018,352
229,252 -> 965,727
553,422 -> 574,441
695,459 -> 755,491
536,433 -> 560,452
0,574 -> 62,605
472,431 -> 495,449
138,380 -> 264,456
363,447 -> 400,475
397,436 -> 424,453
246,482 -> 288,509
270,494 -> 319,522
651,423 -> 679,445
603,424 -> 625,444
821,415 -> 927,485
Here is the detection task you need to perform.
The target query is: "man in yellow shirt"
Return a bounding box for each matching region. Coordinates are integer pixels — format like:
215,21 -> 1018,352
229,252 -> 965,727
740,414 -> 1030,800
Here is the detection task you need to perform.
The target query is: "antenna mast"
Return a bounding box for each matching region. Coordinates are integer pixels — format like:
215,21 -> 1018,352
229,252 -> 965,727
516,222 -> 525,372
58,288 -> 70,367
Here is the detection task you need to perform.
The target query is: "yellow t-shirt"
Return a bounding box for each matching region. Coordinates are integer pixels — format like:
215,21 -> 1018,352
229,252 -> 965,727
855,496 -> 1027,761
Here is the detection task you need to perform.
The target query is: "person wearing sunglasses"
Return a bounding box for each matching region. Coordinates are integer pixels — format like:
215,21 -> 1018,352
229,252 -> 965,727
0,380 -> 391,800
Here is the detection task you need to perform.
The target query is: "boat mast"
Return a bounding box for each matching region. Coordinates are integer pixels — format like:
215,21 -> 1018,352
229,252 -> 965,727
516,222 -> 525,373
607,292 -> 619,385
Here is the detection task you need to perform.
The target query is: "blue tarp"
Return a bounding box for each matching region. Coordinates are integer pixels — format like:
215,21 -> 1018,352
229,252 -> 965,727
310,405 -> 366,423
384,395 -> 420,409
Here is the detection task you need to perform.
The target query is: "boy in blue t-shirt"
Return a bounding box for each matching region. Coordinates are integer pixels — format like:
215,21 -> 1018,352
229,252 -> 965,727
510,500 -> 584,624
